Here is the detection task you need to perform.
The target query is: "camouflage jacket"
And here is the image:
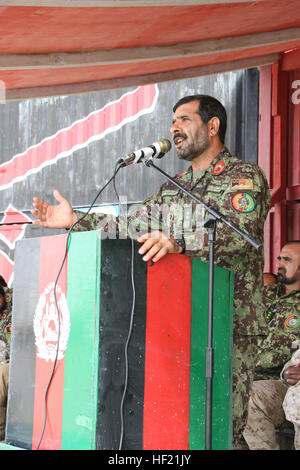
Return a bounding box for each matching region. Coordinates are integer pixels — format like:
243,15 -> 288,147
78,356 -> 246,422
255,283 -> 300,380
0,287 -> 13,364
281,348 -> 300,426
72,147 -> 271,336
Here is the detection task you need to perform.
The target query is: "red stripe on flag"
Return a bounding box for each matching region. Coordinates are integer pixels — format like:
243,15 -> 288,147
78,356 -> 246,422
0,250 -> 14,287
32,234 -> 68,450
0,84 -> 158,190
143,255 -> 192,450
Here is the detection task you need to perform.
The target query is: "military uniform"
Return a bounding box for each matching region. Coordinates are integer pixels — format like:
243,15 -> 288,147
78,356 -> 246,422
0,287 -> 12,365
243,347 -> 300,451
0,287 -> 12,440
72,147 -> 271,448
243,286 -> 300,449
255,284 -> 300,380
282,348 -> 300,449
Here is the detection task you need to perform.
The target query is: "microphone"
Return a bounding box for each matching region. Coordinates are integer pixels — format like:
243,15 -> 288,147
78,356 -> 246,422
119,138 -> 171,166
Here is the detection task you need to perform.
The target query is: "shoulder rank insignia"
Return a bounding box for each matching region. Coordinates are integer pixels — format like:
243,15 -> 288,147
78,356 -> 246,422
284,314 -> 300,329
212,160 -> 226,175
232,192 -> 255,212
230,179 -> 254,191
266,306 -> 279,323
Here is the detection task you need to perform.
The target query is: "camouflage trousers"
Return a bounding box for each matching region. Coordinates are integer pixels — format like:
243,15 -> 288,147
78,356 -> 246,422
243,379 -> 300,450
232,335 -> 261,450
283,380 -> 300,448
0,362 -> 9,441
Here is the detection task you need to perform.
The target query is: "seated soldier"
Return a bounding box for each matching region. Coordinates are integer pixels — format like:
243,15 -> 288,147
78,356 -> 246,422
243,241 -> 300,449
0,281 -> 12,441
282,344 -> 300,449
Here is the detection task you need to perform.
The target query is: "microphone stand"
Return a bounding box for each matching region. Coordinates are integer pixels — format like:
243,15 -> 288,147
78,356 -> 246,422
145,159 -> 261,450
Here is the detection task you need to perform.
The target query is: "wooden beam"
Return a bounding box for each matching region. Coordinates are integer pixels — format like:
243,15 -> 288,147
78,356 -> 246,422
286,185 -> 300,201
4,53 -> 279,101
0,29 -> 297,70
281,48 -> 300,71
0,1 -> 268,7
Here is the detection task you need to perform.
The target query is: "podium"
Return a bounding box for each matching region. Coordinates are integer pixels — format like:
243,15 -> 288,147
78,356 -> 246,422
3,231 -> 234,450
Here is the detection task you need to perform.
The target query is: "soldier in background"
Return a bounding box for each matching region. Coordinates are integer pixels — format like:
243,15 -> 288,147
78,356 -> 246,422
282,346 -> 300,449
32,94 -> 271,449
0,281 -> 12,441
244,241 -> 300,449
242,345 -> 300,451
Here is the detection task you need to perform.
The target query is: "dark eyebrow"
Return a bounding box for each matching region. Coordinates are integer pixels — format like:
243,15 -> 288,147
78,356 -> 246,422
277,256 -> 292,261
171,114 -> 191,124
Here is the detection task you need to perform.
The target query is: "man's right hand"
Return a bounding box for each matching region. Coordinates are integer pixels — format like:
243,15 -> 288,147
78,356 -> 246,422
31,189 -> 78,229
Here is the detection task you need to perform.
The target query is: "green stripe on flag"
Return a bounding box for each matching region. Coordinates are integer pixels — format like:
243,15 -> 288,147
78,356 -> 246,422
61,230 -> 101,450
189,260 -> 234,450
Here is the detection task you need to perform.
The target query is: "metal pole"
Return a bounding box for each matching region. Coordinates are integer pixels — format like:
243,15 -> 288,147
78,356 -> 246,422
204,217 -> 216,450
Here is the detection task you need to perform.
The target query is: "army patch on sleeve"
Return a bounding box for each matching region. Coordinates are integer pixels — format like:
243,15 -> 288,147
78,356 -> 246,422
231,192 -> 255,212
284,314 -> 300,330
212,160 -> 226,175
230,179 -> 254,191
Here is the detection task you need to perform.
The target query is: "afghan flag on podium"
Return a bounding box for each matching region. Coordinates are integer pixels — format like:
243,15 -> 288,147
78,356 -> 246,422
6,231 -> 233,450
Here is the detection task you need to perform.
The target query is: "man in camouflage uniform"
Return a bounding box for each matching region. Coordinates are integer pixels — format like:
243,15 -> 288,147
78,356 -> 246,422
0,284 -> 12,441
243,241 -> 300,449
242,346 -> 300,451
282,346 -> 300,449
32,95 -> 270,449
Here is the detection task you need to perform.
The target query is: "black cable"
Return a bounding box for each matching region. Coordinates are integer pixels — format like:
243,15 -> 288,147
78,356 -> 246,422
112,162 -> 137,451
118,238 -> 135,451
35,162 -> 123,450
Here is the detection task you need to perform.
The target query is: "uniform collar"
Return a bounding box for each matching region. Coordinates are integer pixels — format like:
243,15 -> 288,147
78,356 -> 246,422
281,289 -> 300,300
272,283 -> 300,300
187,146 -> 233,177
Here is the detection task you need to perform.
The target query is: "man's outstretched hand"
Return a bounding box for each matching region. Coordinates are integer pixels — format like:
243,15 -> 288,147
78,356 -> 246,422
31,189 -> 77,229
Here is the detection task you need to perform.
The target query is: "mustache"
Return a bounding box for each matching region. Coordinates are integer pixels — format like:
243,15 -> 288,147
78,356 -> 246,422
277,267 -> 286,275
173,132 -> 187,142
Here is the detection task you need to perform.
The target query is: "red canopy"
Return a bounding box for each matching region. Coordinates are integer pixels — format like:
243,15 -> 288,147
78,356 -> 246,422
0,0 -> 299,99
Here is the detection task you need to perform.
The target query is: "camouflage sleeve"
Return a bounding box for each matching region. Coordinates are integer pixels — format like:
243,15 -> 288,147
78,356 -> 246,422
70,161 -> 270,264
70,187 -> 164,240
0,287 -> 12,364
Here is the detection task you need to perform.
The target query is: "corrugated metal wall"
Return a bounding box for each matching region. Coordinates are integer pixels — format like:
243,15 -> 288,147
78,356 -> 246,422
0,69 -> 259,284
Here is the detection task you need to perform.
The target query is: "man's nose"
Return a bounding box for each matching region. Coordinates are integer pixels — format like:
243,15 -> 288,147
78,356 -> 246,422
170,121 -> 181,134
276,258 -> 284,269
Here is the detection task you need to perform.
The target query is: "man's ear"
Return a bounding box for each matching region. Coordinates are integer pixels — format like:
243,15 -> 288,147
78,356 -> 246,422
208,116 -> 220,137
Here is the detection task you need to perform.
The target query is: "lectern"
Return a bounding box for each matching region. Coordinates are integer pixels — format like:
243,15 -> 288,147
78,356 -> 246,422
1,231 -> 234,450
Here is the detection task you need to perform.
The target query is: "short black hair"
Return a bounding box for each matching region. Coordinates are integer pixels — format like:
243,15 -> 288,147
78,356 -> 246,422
173,95 -> 227,144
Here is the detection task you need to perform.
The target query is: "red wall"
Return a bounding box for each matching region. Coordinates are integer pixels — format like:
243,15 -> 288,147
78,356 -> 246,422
259,54 -> 300,273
